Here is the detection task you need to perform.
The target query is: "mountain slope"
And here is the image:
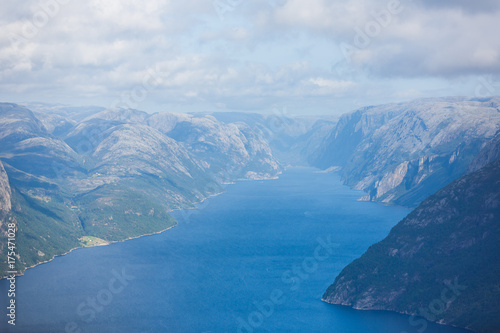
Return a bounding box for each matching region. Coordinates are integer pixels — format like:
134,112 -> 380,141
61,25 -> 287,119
211,111 -> 338,166
147,112 -> 282,181
313,97 -> 500,207
0,161 -> 11,212
468,131 -> 500,173
0,103 -> 283,278
322,159 -> 500,333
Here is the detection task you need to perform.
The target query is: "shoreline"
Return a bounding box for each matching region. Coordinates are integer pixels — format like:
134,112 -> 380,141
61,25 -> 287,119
321,300 -> 474,332
2,224 -> 178,280
1,173 -> 281,280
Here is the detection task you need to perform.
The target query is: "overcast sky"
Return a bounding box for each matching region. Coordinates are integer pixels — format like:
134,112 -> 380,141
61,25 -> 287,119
1,0 -> 499,115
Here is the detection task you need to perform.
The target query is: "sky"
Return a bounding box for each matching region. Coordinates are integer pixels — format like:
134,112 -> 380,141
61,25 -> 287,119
1,0 -> 499,116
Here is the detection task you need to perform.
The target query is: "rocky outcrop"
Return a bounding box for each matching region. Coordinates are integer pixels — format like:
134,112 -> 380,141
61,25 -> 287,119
0,160 -> 14,277
313,97 -> 500,207
468,131 -> 500,173
0,161 -> 11,213
212,111 -> 337,166
148,112 -> 282,181
322,159 -> 500,333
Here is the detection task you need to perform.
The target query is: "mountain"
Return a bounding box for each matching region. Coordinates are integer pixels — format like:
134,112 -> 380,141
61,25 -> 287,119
322,158 -> 500,333
0,103 -> 282,277
148,112 -> 281,181
21,102 -> 106,122
0,103 -> 47,145
313,97 -> 500,207
468,131 -> 500,173
211,111 -> 338,166
82,107 -> 149,124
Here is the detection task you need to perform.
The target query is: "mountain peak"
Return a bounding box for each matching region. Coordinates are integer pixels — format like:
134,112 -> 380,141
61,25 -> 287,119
82,108 -> 149,124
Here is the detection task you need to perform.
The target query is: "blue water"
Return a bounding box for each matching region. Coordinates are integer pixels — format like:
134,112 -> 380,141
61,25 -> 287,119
1,167 -> 470,332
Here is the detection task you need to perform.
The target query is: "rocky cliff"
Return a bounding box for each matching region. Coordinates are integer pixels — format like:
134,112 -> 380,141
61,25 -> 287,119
212,111 -> 338,166
468,131 -> 500,173
313,97 -> 500,207
322,158 -> 500,332
0,161 -> 11,213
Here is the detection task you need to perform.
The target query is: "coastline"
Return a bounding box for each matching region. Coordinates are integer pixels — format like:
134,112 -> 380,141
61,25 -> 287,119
321,299 -> 474,332
1,172 -> 281,280
2,224 -> 178,281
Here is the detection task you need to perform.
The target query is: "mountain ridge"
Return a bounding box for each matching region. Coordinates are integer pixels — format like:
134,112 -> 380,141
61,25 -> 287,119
0,103 -> 283,278
312,97 -> 500,207
322,157 -> 500,332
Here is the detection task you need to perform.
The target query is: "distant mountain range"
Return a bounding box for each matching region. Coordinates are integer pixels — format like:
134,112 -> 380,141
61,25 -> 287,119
1,97 -> 499,332
320,99 -> 500,333
312,97 -> 500,207
0,103 -> 287,276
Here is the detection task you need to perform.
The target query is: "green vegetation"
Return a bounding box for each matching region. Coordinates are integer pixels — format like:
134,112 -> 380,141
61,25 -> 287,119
323,160 -> 500,332
7,189 -> 83,274
0,184 -> 178,278
79,236 -> 109,247
1,103 -> 286,280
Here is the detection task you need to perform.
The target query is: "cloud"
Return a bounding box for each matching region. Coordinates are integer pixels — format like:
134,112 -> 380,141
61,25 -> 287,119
255,0 -> 500,78
418,0 -> 500,14
0,0 -> 498,115
307,78 -> 355,94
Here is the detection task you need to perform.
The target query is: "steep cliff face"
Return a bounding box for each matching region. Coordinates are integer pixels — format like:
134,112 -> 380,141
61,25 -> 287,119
313,97 -> 500,207
154,113 -> 282,181
468,131 -> 500,173
232,122 -> 282,180
81,109 -> 283,182
212,111 -> 338,166
0,160 -> 14,277
0,161 -> 11,213
322,159 -> 500,333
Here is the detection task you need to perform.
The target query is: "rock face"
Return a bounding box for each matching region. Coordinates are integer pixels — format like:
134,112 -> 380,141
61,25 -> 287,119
313,97 -> 500,206
148,113 -> 281,181
211,111 -> 338,166
468,131 -> 500,173
322,158 -> 500,333
0,103 -> 282,277
0,161 -> 11,213
0,160 -> 14,271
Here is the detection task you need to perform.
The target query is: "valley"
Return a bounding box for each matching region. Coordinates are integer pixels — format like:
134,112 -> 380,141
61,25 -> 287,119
1,96 -> 499,332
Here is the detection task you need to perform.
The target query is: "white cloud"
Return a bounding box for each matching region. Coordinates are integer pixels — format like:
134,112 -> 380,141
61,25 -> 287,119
308,78 -> 355,93
262,0 -> 500,77
0,0 -> 499,115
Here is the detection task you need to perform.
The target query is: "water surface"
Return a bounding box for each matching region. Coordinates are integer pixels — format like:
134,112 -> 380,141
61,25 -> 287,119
0,167 -> 470,332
